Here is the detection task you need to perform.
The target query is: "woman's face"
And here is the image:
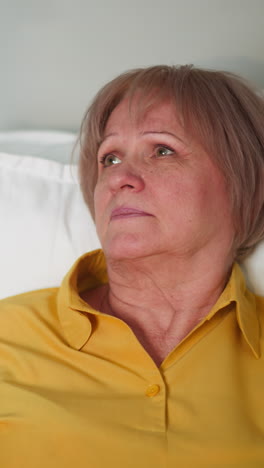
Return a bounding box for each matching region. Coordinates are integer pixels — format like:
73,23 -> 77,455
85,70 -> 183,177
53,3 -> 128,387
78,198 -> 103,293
94,98 -> 234,261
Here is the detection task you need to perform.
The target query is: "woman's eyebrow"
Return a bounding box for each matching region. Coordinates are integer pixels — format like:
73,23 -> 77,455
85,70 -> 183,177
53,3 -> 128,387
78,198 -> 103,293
98,133 -> 119,150
100,132 -> 118,144
142,130 -> 185,143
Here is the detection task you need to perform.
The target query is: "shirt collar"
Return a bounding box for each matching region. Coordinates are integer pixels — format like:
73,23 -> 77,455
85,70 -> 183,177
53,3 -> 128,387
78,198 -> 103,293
57,249 -> 108,350
57,252 -> 260,358
206,263 -> 260,358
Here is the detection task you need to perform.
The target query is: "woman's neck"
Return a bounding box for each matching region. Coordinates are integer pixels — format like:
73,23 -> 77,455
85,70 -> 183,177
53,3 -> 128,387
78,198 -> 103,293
82,248 -> 234,366
100,250 -> 233,365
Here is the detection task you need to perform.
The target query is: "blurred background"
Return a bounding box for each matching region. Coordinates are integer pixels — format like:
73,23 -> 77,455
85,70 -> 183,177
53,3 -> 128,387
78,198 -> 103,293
0,0 -> 263,132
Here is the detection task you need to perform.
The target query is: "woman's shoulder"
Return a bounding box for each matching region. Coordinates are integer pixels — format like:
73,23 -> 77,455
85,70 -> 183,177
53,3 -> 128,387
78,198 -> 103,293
0,287 -> 61,348
254,293 -> 264,321
0,287 -> 59,315
1,287 -> 58,302
252,294 -> 264,357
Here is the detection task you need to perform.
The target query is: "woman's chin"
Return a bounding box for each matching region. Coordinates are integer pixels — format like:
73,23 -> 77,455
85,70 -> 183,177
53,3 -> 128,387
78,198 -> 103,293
101,233 -> 153,260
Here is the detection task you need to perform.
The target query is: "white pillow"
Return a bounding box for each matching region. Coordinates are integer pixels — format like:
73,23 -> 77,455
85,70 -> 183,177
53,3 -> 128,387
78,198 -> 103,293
0,143 -> 100,299
241,242 -> 264,296
0,131 -> 263,299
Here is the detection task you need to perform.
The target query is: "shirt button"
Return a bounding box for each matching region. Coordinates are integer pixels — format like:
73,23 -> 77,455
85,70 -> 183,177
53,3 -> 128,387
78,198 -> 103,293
145,384 -> 160,397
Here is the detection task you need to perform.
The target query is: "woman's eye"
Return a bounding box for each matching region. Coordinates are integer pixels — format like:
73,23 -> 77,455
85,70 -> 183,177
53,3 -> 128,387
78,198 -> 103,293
100,154 -> 122,167
154,145 -> 174,157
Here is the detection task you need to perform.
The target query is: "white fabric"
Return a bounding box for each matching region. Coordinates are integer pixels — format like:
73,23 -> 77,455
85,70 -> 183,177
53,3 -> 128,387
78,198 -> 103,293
0,131 -> 263,299
241,243 -> 264,297
0,151 -> 100,299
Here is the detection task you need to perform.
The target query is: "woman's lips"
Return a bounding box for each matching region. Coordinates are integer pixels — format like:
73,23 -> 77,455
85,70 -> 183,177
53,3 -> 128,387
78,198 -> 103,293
110,207 -> 153,220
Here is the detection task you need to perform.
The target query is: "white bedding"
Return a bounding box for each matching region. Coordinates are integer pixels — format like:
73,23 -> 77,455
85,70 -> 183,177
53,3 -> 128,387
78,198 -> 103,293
0,131 -> 100,299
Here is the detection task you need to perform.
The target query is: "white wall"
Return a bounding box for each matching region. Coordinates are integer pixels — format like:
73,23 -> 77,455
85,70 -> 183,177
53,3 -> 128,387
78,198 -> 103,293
0,0 -> 264,131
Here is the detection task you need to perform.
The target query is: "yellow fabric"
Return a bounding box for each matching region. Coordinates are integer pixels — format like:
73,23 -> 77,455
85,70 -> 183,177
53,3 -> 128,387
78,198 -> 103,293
0,249 -> 264,467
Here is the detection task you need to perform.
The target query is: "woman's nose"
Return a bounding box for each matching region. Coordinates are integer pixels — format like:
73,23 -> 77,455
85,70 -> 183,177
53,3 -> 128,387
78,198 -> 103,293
108,162 -> 145,194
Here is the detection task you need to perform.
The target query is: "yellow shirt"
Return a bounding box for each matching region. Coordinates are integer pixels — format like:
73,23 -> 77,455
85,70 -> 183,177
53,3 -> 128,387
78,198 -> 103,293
0,249 -> 264,468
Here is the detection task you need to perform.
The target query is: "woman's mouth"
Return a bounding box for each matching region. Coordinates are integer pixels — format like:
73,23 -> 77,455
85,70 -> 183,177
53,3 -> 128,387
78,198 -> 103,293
110,207 -> 153,220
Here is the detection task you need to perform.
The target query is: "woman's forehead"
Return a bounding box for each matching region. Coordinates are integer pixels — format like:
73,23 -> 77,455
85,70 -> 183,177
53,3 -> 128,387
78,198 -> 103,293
104,97 -> 183,135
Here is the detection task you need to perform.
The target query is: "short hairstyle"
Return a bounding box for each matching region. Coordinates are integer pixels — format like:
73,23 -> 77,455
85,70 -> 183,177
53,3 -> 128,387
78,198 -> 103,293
78,65 -> 264,261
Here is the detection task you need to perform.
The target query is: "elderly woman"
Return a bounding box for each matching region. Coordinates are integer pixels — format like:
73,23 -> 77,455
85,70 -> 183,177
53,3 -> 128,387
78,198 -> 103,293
1,65 -> 264,467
